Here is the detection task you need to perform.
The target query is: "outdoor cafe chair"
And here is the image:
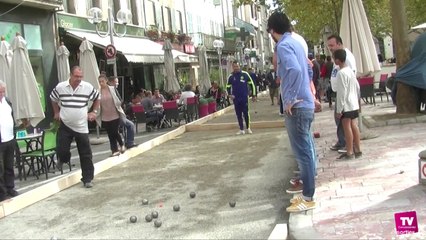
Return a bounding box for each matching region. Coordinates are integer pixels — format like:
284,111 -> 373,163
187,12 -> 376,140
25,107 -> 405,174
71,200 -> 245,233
358,76 -> 376,106
185,96 -> 198,123
19,127 -> 57,180
131,105 -> 158,132
163,100 -> 185,127
375,73 -> 390,102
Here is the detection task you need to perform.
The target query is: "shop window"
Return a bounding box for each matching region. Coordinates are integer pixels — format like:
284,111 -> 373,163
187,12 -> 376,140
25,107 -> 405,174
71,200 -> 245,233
146,0 -> 156,27
162,7 -> 172,32
175,10 -> 183,33
29,55 -> 46,112
0,21 -> 22,42
23,24 -> 42,50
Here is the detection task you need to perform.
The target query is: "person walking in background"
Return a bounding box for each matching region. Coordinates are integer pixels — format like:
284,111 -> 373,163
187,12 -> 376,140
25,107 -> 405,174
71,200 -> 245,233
0,80 -> 19,201
107,77 -> 137,149
97,75 -> 126,157
327,34 -> 357,152
50,66 -> 99,188
226,60 -> 256,135
248,68 -> 258,101
333,49 -> 362,160
320,56 -> 334,108
268,11 -> 316,212
266,65 -> 279,105
309,53 -> 321,101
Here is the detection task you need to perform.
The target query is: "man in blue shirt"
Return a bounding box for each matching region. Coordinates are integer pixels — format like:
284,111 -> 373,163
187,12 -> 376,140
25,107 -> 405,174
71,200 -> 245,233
268,11 -> 316,212
226,61 -> 256,135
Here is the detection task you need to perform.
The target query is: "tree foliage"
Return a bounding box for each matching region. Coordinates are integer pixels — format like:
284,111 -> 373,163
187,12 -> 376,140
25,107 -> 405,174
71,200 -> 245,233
237,0 -> 425,44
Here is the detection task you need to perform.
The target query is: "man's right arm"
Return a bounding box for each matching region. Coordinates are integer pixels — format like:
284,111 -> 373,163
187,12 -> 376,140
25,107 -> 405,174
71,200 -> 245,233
51,101 -> 60,121
50,87 -> 60,121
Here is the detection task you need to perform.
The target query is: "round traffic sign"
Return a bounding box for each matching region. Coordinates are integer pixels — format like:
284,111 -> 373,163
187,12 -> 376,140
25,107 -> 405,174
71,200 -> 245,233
105,44 -> 116,59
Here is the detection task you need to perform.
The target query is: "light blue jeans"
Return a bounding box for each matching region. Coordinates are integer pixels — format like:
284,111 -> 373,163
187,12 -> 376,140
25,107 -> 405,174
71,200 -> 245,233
284,108 -> 316,199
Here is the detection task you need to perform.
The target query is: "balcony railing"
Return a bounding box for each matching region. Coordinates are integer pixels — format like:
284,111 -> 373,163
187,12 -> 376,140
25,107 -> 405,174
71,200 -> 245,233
233,17 -> 256,34
188,33 -> 236,52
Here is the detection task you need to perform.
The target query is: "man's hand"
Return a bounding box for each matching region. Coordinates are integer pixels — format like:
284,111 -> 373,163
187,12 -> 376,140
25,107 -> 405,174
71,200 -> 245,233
285,99 -> 303,115
251,96 -> 256,102
229,95 -> 235,100
88,112 -> 97,122
335,112 -> 342,119
314,99 -> 322,112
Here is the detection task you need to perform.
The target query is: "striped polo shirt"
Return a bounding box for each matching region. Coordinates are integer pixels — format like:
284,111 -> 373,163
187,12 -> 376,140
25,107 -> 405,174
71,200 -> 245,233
50,81 -> 99,133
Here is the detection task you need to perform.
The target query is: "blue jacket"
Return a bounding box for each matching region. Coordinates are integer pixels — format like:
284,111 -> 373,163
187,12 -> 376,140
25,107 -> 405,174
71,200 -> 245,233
226,70 -> 256,100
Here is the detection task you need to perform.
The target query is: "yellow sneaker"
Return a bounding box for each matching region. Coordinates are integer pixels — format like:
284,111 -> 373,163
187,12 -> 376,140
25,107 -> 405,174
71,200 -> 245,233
286,199 -> 316,212
289,195 -> 304,204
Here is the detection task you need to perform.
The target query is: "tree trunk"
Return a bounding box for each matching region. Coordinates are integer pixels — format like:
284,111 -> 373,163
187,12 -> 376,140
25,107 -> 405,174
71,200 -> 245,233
390,0 -> 417,114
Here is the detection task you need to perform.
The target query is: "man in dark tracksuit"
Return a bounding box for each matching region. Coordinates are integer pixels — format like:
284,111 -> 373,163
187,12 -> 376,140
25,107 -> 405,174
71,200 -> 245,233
226,61 -> 256,135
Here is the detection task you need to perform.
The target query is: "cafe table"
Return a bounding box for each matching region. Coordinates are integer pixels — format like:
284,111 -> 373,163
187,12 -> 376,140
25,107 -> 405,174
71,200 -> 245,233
15,131 -> 43,180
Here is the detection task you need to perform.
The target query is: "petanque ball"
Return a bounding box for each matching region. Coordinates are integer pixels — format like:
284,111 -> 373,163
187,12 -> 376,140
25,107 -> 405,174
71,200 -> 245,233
173,204 -> 180,212
229,201 -> 236,208
154,220 -> 162,228
142,199 -> 149,205
129,215 -> 137,223
151,211 -> 159,218
313,132 -> 320,138
145,214 -> 153,222
189,192 -> 196,198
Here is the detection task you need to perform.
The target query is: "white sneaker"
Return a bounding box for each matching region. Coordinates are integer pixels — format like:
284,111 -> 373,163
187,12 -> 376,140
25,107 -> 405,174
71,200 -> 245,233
236,130 -> 245,135
246,128 -> 253,134
337,149 -> 347,154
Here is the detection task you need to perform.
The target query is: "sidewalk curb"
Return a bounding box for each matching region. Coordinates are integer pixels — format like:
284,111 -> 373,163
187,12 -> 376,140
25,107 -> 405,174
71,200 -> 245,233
288,211 -> 323,240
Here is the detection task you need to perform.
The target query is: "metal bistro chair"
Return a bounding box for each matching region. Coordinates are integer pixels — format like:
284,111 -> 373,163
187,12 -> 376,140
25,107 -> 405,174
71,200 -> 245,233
185,96 -> 198,123
163,100 -> 185,127
19,127 -> 57,180
131,105 -> 158,132
375,73 -> 390,102
358,76 -> 376,106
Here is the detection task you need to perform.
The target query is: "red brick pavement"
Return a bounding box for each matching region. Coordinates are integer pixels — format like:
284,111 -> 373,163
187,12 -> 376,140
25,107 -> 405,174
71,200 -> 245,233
311,102 -> 426,239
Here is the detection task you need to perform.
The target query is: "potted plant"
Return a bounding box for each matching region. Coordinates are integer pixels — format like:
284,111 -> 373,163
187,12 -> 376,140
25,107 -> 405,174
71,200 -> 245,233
177,33 -> 186,44
198,97 -> 209,118
146,25 -> 159,41
207,97 -> 217,114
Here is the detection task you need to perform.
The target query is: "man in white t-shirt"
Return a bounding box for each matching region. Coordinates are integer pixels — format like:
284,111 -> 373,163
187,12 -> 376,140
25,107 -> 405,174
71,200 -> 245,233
327,34 -> 357,152
179,84 -> 196,105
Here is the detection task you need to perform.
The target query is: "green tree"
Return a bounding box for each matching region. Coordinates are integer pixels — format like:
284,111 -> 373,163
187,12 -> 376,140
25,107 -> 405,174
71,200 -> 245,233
240,0 -> 423,44
405,0 -> 426,27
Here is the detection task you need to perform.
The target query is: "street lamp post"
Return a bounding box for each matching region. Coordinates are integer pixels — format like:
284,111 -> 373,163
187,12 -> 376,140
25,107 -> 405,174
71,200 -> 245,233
87,7 -> 132,77
213,39 -> 224,87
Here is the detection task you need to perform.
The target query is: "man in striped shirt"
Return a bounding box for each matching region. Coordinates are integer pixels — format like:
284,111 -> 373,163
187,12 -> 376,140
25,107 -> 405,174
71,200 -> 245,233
50,66 -> 100,188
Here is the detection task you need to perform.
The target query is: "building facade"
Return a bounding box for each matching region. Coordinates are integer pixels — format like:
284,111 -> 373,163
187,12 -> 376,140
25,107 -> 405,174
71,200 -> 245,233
0,0 -> 273,121
0,0 -> 63,120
